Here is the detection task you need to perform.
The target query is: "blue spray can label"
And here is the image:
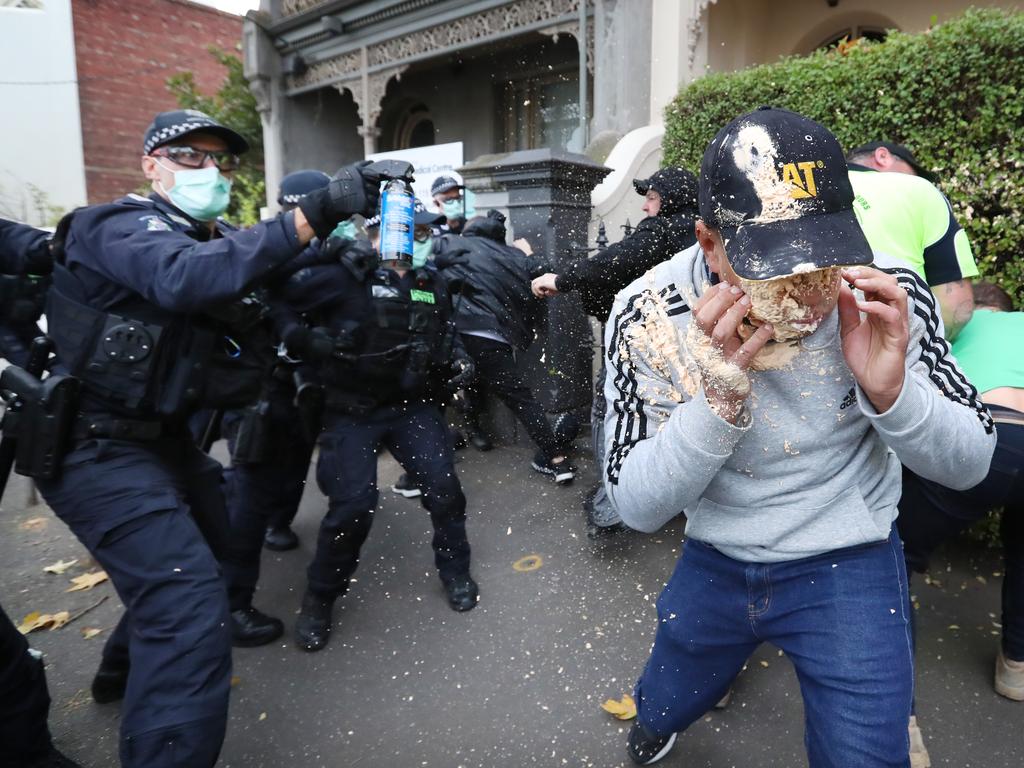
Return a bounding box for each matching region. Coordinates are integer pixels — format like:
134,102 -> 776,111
379,179 -> 414,263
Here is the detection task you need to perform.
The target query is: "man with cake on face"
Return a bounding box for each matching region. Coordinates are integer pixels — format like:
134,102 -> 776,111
603,106 -> 996,766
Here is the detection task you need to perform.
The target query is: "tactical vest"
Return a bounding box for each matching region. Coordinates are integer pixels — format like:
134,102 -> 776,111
47,264 -> 273,418
320,268 -> 448,402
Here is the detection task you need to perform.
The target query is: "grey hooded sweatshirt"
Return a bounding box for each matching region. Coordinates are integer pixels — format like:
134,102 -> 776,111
603,243 -> 996,563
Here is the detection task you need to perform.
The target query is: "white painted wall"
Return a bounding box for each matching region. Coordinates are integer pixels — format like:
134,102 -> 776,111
0,0 -> 86,226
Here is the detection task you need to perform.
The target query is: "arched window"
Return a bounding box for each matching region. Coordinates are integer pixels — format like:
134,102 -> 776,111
395,104 -> 435,149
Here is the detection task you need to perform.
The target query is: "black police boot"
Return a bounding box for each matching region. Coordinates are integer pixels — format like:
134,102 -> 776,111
231,606 -> 284,647
91,658 -> 129,704
444,574 -> 479,612
295,591 -> 336,652
264,525 -> 299,551
465,423 -> 493,452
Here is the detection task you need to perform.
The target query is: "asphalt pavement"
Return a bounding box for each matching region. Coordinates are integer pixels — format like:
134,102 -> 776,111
1,439 -> 1020,768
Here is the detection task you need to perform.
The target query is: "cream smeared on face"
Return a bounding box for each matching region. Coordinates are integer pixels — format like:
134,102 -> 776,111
737,267 -> 841,341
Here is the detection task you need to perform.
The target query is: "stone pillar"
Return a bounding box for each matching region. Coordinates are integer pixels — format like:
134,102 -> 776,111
243,15 -> 284,215
461,149 -> 610,420
358,125 -> 381,157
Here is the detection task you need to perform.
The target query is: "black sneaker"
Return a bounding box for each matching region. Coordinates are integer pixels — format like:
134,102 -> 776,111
391,473 -> 422,498
531,452 -> 575,485
91,658 -> 129,704
231,606 -> 284,647
444,574 -> 479,612
627,721 -> 677,765
264,525 -> 299,551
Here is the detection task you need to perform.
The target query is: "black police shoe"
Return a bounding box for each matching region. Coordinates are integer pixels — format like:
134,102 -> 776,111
24,746 -> 83,768
91,658 -> 129,704
231,606 -> 284,647
451,429 -> 468,450
626,721 -> 677,765
390,473 -> 422,499
264,525 -> 299,551
295,591 -> 336,652
444,574 -> 479,612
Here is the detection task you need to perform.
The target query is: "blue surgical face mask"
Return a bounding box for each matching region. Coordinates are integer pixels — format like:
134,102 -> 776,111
442,198 -> 463,220
330,220 -> 357,240
158,162 -> 231,221
462,188 -> 477,219
412,236 -> 433,269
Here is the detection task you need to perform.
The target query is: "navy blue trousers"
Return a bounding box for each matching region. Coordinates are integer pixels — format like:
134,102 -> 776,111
37,435 -> 231,768
0,601 -> 54,766
221,393 -> 315,611
309,402 -> 471,597
898,406 -> 1024,660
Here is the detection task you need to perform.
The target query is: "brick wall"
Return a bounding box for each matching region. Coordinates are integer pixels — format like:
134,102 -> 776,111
72,0 -> 243,204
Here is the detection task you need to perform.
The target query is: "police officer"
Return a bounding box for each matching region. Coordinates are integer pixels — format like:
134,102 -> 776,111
229,169 -> 332,556
267,198 -> 480,652
0,218 -> 51,367
1,221 -> 79,768
35,109 -> 379,767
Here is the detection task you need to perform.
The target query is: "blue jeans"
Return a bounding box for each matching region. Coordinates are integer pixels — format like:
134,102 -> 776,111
636,532 -> 913,767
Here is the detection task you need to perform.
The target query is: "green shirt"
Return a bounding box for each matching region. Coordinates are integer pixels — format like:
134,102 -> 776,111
849,167 -> 978,286
951,309 -> 1024,394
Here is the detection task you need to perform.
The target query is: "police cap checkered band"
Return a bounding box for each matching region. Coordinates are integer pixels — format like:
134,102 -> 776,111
430,175 -> 462,197
277,170 -> 331,205
143,109 -> 249,155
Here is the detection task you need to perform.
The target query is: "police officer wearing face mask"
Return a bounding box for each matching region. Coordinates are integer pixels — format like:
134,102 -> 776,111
33,109 -> 379,768
431,175 -> 476,235
267,197 -> 479,652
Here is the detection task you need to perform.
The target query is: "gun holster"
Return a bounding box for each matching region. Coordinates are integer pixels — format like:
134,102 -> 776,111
230,399 -> 273,465
292,368 -> 325,444
0,365 -> 79,480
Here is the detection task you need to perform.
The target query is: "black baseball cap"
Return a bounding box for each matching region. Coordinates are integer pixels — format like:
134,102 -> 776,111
846,141 -> 937,183
430,175 -> 463,197
277,170 -> 330,205
699,106 -> 873,281
414,199 -> 445,226
143,109 -> 249,155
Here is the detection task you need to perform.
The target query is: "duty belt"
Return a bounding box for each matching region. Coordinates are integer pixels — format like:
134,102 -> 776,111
72,415 -> 164,441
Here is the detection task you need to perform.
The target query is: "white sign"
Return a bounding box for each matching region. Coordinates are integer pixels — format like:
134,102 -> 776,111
367,142 -> 464,209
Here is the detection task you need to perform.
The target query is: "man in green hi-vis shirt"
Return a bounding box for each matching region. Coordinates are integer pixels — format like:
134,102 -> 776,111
847,141 -> 978,340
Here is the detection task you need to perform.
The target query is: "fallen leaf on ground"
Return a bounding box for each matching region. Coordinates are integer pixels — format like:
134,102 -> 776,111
760,660 -> 770,668
19,517 -> 47,532
230,676 -> 241,687
44,559 -> 78,575
67,571 -> 108,592
601,693 -> 637,720
18,611 -> 71,634
258,712 -> 267,721
81,627 -> 102,639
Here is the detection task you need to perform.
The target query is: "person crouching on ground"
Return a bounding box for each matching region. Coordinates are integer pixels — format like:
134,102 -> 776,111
603,106 -> 995,766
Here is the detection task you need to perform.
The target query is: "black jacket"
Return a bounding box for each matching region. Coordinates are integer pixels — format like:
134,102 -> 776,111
554,210 -> 697,319
435,220 -> 550,351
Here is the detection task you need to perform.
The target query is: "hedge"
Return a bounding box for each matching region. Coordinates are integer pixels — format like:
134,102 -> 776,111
662,8 -> 1024,307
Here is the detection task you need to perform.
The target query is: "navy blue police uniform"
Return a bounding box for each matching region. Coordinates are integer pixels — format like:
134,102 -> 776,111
220,170 -> 333,559
265,256 -> 478,651
38,189 -> 313,767
0,218 -> 51,367
1,220 -> 80,768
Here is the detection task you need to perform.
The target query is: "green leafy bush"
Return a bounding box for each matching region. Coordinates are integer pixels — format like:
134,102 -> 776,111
663,8 -> 1024,306
167,47 -> 265,226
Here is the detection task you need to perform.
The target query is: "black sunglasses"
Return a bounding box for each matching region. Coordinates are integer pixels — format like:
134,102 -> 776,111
152,145 -> 241,171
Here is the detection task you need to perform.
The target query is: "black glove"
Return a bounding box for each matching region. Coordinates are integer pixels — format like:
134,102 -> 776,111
446,356 -> 475,392
323,236 -> 379,282
298,161 -> 380,239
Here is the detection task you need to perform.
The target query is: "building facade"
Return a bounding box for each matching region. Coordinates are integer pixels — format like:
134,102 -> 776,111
244,0 -> 1022,215
72,0 -> 243,204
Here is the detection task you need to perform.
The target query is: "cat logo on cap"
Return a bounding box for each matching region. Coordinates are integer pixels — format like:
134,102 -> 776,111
781,160 -> 825,199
